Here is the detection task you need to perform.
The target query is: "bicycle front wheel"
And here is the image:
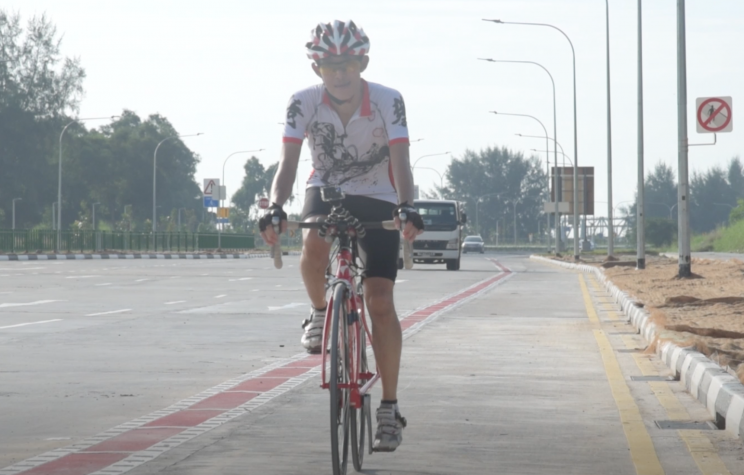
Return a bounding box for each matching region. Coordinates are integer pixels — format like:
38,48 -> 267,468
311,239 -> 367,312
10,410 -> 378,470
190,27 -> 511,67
330,283 -> 350,475
350,325 -> 368,471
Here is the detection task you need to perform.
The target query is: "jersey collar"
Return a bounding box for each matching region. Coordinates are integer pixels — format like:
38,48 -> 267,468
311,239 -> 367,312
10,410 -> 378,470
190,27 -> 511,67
322,79 -> 372,117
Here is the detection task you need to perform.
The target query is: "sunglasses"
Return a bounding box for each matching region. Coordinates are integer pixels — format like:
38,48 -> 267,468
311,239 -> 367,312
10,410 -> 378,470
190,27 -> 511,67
317,58 -> 362,75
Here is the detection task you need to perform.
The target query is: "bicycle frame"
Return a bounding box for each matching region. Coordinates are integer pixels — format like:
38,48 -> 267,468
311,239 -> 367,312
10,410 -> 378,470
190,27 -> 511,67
320,234 -> 379,410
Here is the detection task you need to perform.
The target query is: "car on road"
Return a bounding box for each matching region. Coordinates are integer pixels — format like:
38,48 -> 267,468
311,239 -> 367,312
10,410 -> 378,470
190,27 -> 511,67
462,235 -> 485,254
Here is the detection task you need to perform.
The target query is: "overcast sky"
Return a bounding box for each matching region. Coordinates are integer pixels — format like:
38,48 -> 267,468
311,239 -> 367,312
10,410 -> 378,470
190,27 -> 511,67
7,0 -> 743,215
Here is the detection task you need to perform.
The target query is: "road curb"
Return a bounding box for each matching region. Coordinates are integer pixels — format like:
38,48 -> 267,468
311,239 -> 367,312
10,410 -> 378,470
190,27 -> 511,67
0,252 -> 301,261
530,255 -> 744,442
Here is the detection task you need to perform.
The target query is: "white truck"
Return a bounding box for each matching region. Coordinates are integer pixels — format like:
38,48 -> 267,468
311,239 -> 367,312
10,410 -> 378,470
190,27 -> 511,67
407,199 -> 466,271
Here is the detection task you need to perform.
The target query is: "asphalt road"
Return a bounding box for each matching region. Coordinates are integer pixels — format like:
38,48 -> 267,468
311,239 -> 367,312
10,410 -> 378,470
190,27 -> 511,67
1,255 -> 743,475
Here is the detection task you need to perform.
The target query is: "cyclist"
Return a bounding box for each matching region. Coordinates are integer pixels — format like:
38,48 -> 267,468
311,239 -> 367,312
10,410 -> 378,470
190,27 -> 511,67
259,19 -> 423,452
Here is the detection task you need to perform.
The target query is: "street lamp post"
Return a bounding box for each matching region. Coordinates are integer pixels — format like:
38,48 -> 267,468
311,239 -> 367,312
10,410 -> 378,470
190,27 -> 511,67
677,0 -> 692,278
479,58 -> 559,253
485,19 -> 580,261
604,0 -> 616,258
636,0 -> 646,270
153,133 -> 203,243
219,149 -> 264,250
58,116 -> 118,252
512,201 -> 518,245
92,202 -> 100,231
490,112 -> 557,251
52,202 -> 56,231
12,198 -> 21,230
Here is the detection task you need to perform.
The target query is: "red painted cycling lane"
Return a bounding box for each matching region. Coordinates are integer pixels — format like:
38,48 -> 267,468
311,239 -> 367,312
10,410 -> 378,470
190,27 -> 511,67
4,260 -> 512,475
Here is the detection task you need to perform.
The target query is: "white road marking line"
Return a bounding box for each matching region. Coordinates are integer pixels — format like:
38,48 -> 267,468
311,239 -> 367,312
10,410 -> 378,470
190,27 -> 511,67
45,437 -> 71,441
215,294 -> 227,299
268,303 -> 305,311
251,289 -> 259,292
395,279 -> 408,283
164,301 -> 186,305
95,283 -> 112,287
0,300 -> 62,309
0,319 -> 62,330
228,277 -> 253,282
275,284 -> 282,287
87,309 -> 131,317
9,267 -> 45,271
65,275 -> 97,279
201,274 -> 209,276
135,278 -> 149,282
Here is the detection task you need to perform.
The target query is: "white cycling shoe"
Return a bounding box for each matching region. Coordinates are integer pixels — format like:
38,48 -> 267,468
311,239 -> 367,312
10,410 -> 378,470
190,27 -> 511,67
373,404 -> 407,452
301,306 -> 325,353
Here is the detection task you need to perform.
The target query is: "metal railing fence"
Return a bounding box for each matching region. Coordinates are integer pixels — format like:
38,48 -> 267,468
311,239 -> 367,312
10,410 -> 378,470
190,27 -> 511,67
0,230 -> 255,253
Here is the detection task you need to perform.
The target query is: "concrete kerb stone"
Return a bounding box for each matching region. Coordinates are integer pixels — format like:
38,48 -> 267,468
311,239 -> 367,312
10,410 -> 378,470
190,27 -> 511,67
0,252 -> 301,261
530,254 -> 744,442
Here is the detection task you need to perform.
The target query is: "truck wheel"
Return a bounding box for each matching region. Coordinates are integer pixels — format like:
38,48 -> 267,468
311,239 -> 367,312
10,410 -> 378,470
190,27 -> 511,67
446,258 -> 460,271
397,257 -> 404,270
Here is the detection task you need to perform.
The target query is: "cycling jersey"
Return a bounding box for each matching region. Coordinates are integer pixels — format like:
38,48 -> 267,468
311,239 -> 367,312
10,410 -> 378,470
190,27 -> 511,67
282,80 -> 409,204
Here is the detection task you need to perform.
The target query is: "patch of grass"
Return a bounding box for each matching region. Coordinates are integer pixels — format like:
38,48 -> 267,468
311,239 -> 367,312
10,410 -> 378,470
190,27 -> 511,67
713,219 -> 744,253
691,228 -> 724,252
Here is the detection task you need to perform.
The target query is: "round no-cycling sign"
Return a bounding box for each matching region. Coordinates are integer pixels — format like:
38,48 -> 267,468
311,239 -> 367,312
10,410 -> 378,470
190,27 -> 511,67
696,96 -> 733,133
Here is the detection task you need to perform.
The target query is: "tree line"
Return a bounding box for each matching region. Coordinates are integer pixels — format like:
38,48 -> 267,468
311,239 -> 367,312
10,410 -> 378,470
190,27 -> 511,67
624,158 -> 744,246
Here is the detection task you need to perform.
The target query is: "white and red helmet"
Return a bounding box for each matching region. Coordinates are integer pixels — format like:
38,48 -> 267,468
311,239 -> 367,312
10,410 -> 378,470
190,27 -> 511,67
305,20 -> 370,61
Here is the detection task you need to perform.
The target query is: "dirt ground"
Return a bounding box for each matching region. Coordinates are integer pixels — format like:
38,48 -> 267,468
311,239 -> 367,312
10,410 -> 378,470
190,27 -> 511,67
554,254 -> 744,384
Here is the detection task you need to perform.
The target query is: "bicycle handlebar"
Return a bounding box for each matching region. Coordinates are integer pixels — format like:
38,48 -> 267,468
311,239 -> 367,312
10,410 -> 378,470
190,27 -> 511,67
271,219 -> 413,270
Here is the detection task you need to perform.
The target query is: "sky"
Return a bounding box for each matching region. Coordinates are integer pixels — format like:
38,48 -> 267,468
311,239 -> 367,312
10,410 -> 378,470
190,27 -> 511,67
6,0 -> 743,216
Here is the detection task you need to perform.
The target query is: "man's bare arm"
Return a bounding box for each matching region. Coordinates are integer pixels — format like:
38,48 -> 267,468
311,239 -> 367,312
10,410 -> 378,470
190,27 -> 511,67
270,142 -> 302,206
389,142 -> 414,205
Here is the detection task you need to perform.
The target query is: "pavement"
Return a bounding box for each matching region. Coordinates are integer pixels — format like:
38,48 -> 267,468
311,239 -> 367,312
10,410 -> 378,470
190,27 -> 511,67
1,255 -> 744,474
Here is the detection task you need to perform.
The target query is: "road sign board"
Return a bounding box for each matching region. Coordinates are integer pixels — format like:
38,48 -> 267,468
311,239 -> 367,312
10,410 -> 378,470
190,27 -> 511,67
543,201 -> 570,213
217,218 -> 229,224
203,178 -> 220,196
203,197 -> 219,208
258,197 -> 270,209
217,207 -> 230,218
696,96 -> 733,133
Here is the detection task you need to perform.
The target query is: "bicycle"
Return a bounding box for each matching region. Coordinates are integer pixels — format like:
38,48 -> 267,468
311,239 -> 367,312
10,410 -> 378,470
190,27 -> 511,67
271,186 -> 413,475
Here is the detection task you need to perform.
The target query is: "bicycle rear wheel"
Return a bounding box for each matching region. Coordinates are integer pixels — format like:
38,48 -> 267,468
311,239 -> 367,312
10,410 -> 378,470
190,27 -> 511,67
330,283 -> 350,475
350,324 -> 368,471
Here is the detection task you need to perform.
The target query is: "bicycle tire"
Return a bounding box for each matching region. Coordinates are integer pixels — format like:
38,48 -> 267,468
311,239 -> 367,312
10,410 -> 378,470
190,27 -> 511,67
330,283 -> 351,475
350,324 -> 368,471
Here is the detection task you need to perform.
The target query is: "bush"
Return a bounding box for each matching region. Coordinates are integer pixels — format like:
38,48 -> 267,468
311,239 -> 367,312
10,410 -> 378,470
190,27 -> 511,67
645,218 -> 677,248
730,199 -> 744,224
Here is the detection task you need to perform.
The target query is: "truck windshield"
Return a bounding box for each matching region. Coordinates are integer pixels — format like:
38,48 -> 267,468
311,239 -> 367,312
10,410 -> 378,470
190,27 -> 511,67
415,202 -> 458,231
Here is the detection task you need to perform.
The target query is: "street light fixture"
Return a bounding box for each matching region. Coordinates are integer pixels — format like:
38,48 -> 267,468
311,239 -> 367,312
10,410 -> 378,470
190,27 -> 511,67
58,115 -> 119,251
485,18 -> 580,260
12,198 -> 21,230
480,58 -> 559,254
219,149 -> 264,249
153,133 -> 203,236
412,152 -> 450,169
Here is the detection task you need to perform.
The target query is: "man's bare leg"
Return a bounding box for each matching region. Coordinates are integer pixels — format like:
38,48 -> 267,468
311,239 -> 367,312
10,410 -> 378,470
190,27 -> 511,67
300,216 -> 331,310
364,277 -> 401,401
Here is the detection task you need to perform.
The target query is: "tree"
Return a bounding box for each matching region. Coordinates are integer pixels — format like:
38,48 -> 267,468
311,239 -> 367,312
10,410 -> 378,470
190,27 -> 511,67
0,11 -> 86,228
643,162 -> 678,219
442,147 -> 547,243
232,157 -> 280,212
690,165 -> 736,232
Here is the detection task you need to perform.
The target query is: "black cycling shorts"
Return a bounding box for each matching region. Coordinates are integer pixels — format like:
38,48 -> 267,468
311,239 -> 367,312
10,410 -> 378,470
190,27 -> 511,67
301,187 -> 399,282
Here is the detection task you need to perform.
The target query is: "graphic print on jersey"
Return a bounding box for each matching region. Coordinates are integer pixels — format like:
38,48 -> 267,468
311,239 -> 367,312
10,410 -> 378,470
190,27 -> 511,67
310,122 -> 389,186
286,99 -> 304,129
392,97 -> 407,127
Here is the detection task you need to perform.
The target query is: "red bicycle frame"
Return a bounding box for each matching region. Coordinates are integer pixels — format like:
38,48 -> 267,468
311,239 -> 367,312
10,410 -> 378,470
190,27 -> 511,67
320,245 -> 380,410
